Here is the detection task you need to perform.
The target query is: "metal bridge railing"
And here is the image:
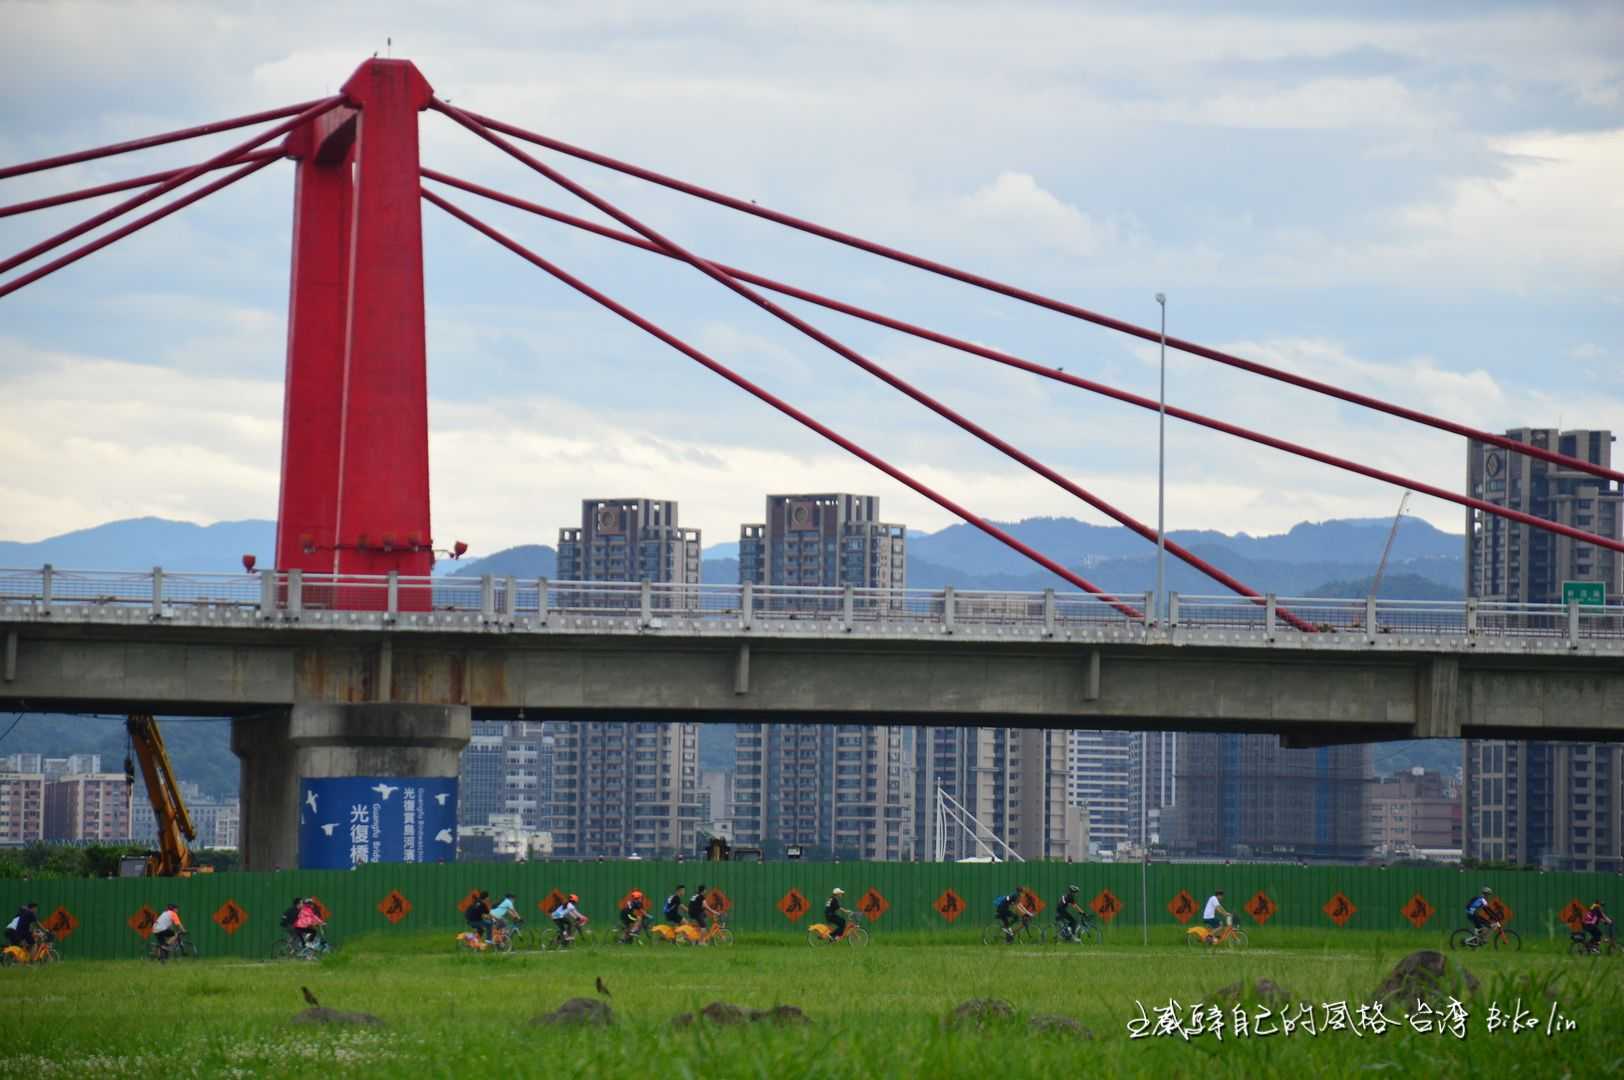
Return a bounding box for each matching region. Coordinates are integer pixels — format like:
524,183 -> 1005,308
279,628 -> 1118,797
4,565 -> 1623,646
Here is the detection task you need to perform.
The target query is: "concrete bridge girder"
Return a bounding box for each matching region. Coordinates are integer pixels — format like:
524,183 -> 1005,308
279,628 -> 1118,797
3,625 -> 1622,741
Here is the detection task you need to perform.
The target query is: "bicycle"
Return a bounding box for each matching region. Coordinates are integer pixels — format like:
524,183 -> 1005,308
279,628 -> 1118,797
1567,926 -> 1617,958
500,917 -> 536,952
273,930 -> 335,961
981,917 -> 1035,946
1040,914 -> 1101,945
1,928 -> 59,966
148,929 -> 198,962
546,919 -> 590,950
806,920 -> 868,946
695,918 -> 734,947
1449,921 -> 1521,952
1185,915 -> 1248,950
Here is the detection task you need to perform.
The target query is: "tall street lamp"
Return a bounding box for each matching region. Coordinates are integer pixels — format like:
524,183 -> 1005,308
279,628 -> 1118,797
1155,292 -> 1167,621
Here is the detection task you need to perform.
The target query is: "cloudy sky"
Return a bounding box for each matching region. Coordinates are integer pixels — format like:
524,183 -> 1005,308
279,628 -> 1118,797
1,1 -> 1621,558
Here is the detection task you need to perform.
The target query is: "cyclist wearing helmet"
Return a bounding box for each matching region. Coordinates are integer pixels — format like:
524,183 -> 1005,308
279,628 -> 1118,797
1054,884 -> 1085,940
551,893 -> 586,946
619,890 -> 647,942
826,888 -> 852,942
1465,887 -> 1495,941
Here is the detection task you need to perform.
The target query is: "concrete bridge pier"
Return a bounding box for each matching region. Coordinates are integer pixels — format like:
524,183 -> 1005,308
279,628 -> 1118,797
232,703 -> 470,871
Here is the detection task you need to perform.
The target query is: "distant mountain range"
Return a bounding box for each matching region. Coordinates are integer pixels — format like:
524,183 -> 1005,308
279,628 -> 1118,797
2,513 -> 1466,599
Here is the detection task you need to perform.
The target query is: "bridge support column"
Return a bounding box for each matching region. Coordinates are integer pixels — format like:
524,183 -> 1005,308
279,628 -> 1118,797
232,703 -> 470,871
1414,656 -> 1461,739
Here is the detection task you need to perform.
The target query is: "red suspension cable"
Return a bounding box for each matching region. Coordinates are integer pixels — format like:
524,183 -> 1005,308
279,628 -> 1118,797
0,99 -> 326,181
420,170 -> 1309,627
0,97 -> 341,278
0,149 -> 285,219
423,187 -> 1143,620
422,170 -> 1624,561
454,109 -> 1624,488
0,154 -> 283,300
431,103 -> 1240,621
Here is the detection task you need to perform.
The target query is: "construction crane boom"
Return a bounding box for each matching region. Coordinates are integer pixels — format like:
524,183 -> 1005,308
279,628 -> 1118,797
125,714 -> 205,877
1369,491 -> 1412,600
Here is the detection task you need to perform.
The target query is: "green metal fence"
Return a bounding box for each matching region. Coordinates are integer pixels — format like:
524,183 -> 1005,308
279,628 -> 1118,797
4,861 -> 1614,959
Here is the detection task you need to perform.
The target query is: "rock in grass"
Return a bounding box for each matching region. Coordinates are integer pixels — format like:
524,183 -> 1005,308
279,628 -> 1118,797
532,997 -> 615,1027
1373,951 -> 1478,1007
943,998 -> 1016,1029
1028,1014 -> 1092,1039
672,1002 -> 812,1028
291,1007 -> 384,1026
1208,978 -> 1293,1007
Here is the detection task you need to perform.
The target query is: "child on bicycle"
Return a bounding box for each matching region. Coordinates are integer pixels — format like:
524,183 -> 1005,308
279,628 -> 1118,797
552,894 -> 586,945
294,897 -> 326,950
618,891 -> 647,942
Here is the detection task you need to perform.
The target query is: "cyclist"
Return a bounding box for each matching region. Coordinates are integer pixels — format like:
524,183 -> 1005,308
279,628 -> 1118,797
1202,890 -> 1229,944
551,893 -> 587,947
995,888 -> 1032,942
618,890 -> 647,942
663,884 -> 686,928
465,890 -> 492,942
293,897 -> 326,950
278,896 -> 302,947
1581,900 -> 1614,952
4,902 -> 39,948
686,883 -> 711,934
826,887 -> 852,942
151,903 -> 184,955
1054,884 -> 1085,940
1465,887 -> 1495,944
488,892 -> 519,942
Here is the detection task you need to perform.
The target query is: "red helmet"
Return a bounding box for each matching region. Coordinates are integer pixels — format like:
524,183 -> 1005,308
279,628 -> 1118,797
630,890 -> 644,899
568,893 -> 579,903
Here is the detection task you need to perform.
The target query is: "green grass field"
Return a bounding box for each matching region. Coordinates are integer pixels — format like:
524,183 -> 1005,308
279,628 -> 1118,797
1,929 -> 1619,1078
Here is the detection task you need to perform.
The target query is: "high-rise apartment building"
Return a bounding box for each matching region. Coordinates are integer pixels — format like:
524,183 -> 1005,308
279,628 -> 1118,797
547,720 -> 699,858
1466,428 -> 1623,603
1164,735 -> 1370,860
917,726 -> 1078,861
0,773 -> 46,844
1464,427 -> 1624,871
44,773 -> 132,842
549,498 -> 702,857
732,723 -> 912,859
1066,731 -> 1132,853
461,719 -> 555,832
738,494 -> 905,588
1464,741 -> 1621,870
557,498 -> 701,586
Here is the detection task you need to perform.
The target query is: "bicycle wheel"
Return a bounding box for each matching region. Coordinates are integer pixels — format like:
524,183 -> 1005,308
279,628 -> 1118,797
1494,928 -> 1522,951
710,927 -> 734,946
272,939 -> 296,960
1569,939 -> 1593,957
806,927 -> 828,947
1076,923 -> 1102,946
981,922 -> 1008,946
1225,930 -> 1249,950
1448,928 -> 1477,951
844,926 -> 869,946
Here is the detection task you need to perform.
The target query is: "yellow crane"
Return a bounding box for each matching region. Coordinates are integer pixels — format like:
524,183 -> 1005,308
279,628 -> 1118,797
124,715 -> 211,877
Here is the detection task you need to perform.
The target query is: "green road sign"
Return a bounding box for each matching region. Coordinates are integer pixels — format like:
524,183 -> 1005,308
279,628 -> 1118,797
1562,580 -> 1606,607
